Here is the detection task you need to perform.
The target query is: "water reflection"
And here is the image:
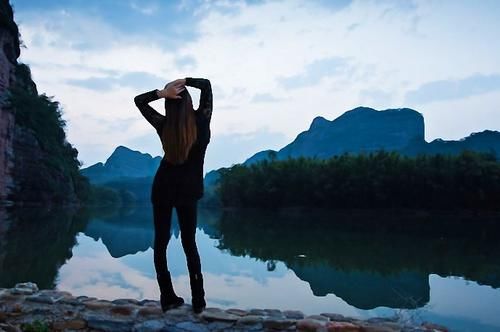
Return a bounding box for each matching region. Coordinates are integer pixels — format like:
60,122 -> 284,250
215,208 -> 500,308
0,205 -> 87,288
1,205 -> 500,331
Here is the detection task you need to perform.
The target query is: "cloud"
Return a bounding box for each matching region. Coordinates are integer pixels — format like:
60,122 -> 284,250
278,57 -> 351,89
175,55 -> 197,69
129,1 -> 159,16
67,72 -> 166,91
405,74 -> 500,104
250,93 -> 283,103
232,24 -> 256,35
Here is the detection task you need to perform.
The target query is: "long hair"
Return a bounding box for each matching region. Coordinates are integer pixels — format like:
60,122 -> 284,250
161,88 -> 197,165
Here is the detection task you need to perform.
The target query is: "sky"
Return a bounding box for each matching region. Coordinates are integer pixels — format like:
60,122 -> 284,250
10,0 -> 500,173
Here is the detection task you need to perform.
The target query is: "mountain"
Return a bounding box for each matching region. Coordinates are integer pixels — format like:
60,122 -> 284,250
80,145 -> 161,184
244,107 -> 499,165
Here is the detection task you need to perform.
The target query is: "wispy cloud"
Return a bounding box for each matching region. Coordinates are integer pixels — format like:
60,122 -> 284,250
406,74 -> 500,104
250,93 -> 283,103
278,57 -> 351,89
67,72 -> 166,91
130,1 -> 159,16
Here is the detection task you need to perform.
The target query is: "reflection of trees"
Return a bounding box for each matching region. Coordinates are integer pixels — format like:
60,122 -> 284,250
214,208 -> 500,309
0,206 -> 89,288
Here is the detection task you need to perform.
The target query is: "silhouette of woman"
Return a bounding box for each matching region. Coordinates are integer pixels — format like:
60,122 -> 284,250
133,77 -> 212,314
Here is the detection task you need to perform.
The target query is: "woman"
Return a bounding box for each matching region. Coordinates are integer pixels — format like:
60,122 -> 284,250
133,77 -> 212,314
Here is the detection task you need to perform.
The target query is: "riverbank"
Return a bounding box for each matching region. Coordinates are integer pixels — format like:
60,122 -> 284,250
0,282 -> 448,332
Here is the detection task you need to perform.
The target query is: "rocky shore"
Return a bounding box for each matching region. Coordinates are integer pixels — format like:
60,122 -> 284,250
0,282 -> 447,332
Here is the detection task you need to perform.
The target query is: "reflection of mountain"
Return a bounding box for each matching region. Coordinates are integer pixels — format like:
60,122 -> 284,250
0,206 -> 88,288
82,205 -> 223,258
214,208 -> 500,310
290,264 -> 428,309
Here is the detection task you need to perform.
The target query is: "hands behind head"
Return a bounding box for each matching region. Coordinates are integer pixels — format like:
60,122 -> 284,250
159,79 -> 186,99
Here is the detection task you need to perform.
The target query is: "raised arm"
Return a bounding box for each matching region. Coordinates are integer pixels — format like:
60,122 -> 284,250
133,89 -> 165,132
185,77 -> 212,123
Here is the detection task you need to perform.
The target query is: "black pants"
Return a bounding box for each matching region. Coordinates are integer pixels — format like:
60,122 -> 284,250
152,200 -> 202,277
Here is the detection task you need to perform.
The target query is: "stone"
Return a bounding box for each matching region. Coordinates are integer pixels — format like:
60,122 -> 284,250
110,304 -> 137,316
52,319 -> 87,330
163,304 -> 191,317
325,321 -> 362,331
359,324 -> 400,332
25,293 -> 63,304
296,318 -> 327,331
76,295 -> 97,302
0,293 -> 19,302
0,322 -> 21,332
226,308 -> 248,316
321,313 -> 350,322
421,322 -> 448,332
263,317 -> 296,330
206,321 -> 235,330
11,282 -> 38,295
83,299 -> 113,310
112,298 -> 140,305
133,319 -> 166,332
284,309 -> 305,319
175,321 -> 210,331
138,299 -> 159,306
236,315 -> 264,325
58,297 -> 82,306
264,308 -> 283,317
83,312 -> 134,332
200,308 -> 239,322
306,314 -> 330,322
248,308 -> 266,316
137,306 -> 164,318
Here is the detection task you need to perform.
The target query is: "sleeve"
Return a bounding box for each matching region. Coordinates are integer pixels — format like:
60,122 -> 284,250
133,89 -> 165,131
185,77 -> 213,123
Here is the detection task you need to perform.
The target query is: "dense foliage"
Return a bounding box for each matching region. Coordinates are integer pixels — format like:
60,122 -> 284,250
216,150 -> 500,209
8,63 -> 92,204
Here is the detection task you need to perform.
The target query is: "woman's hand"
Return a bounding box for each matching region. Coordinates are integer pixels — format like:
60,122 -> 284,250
158,79 -> 186,99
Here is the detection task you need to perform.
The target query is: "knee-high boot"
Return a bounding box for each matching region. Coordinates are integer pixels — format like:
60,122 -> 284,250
189,272 -> 206,313
156,271 -> 184,312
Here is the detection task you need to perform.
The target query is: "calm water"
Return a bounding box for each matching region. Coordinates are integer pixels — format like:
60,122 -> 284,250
1,205 -> 500,331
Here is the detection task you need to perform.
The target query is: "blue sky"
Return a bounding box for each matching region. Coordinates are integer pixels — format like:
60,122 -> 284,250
11,0 -> 500,172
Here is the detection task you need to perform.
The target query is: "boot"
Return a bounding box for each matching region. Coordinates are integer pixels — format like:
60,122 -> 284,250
189,272 -> 206,313
156,271 -> 184,312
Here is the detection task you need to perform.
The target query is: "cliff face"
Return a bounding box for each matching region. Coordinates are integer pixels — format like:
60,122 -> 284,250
243,107 -> 500,165
0,0 -> 90,207
0,0 -> 20,205
244,107 -> 426,164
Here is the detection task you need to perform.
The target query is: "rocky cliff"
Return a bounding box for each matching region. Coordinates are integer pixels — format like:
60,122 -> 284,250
0,0 -> 20,205
0,0 -> 90,207
244,107 -> 499,165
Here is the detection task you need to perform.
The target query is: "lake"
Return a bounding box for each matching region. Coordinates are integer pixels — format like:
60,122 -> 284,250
1,205 -> 499,331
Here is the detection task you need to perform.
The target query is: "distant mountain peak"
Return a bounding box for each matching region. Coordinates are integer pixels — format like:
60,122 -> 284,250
309,116 -> 330,130
81,145 -> 162,184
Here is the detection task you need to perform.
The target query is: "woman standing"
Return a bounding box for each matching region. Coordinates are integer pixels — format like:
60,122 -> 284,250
133,77 -> 212,314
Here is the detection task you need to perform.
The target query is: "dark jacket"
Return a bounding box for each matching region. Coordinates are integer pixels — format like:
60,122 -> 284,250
133,77 -> 212,205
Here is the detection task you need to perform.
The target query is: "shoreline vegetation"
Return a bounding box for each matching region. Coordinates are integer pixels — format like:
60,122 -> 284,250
0,282 -> 448,332
216,150 -> 500,210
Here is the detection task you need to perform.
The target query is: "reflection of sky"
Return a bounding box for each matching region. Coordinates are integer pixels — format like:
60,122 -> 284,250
55,229 -> 500,331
